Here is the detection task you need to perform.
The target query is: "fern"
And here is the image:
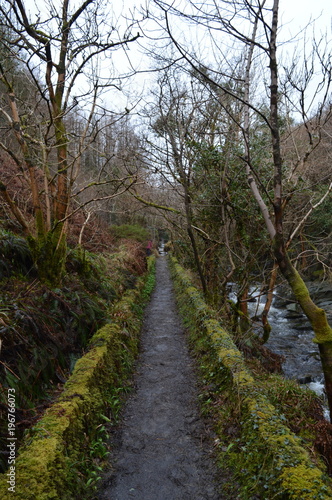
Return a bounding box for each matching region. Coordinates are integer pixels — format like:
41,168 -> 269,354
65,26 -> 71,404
0,229 -> 35,277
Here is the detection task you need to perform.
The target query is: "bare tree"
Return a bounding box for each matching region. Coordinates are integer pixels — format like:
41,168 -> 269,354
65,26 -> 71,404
0,0 -> 140,282
150,0 -> 332,417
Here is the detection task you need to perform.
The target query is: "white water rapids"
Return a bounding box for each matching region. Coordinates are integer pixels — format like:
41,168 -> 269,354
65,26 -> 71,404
229,283 -> 332,419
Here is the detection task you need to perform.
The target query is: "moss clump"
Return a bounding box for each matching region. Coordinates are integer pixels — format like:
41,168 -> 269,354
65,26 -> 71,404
279,464 -> 327,499
0,257 -> 156,499
237,394 -> 330,498
6,438 -> 64,500
169,256 -> 332,499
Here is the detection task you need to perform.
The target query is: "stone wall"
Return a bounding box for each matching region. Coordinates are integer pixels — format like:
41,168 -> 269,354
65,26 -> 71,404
170,257 -> 332,499
0,258 -> 155,500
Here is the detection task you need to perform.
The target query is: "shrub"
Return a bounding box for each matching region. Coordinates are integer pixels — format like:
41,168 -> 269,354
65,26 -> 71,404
111,224 -> 150,243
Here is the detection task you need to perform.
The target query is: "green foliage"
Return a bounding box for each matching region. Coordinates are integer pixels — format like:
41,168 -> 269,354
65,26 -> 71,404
258,374 -> 329,448
27,228 -> 67,285
141,260 -> 156,300
175,136 -> 273,303
0,257 -> 156,498
169,257 -> 332,499
66,248 -> 118,302
111,224 -> 150,242
0,231 -> 150,473
0,273 -> 110,472
0,229 -> 35,278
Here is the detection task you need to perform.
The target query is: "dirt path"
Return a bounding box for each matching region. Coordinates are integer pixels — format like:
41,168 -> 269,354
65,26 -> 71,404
98,256 -> 222,500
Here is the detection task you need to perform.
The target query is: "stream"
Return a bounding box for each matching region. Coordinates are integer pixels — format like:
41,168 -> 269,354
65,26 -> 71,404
230,281 -> 332,414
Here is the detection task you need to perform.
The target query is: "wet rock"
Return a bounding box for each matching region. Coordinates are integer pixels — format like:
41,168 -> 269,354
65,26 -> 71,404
307,281 -> 332,300
315,300 -> 332,311
286,303 -> 299,312
297,375 -> 313,385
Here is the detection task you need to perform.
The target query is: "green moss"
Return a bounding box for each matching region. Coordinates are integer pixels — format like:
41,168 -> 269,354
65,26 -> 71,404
289,269 -> 332,344
169,256 -> 332,499
27,229 -> 67,285
0,257 -> 156,499
233,370 -> 254,386
9,438 -> 63,500
279,464 -> 327,499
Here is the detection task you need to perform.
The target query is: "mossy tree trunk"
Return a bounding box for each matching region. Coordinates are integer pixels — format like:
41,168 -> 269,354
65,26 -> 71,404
274,234 -> 332,418
240,0 -> 332,418
268,0 -> 332,419
0,57 -> 67,283
0,3 -> 71,284
0,0 -> 140,285
27,227 -> 67,284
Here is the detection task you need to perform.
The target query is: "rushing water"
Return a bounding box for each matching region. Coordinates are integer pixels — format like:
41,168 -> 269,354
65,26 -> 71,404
249,288 -> 322,381
229,282 -> 332,417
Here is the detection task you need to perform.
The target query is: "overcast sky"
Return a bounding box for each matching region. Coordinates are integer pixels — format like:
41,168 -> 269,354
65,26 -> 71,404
279,0 -> 332,35
117,0 -> 332,107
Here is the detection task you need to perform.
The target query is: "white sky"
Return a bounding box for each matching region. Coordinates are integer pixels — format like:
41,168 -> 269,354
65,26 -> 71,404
279,0 -> 332,36
18,0 -> 332,113
117,0 -> 332,112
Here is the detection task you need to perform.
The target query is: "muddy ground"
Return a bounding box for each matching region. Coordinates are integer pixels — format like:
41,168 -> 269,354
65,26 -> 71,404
97,256 -> 225,500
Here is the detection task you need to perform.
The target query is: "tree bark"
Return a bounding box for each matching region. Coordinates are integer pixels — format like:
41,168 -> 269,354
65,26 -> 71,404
261,263 -> 278,343
268,0 -> 332,420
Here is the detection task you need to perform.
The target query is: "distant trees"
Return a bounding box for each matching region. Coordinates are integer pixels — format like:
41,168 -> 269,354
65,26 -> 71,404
1,0 -> 332,412
146,0 -> 332,417
142,66 -> 270,303
0,0 -> 140,282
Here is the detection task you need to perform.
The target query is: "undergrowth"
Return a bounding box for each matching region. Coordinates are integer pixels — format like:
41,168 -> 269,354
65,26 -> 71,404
0,228 -> 148,473
170,257 -> 332,499
110,224 -> 150,243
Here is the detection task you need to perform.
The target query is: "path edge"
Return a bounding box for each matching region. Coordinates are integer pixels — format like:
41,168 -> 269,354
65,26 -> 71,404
169,256 -> 332,500
0,257 -> 156,500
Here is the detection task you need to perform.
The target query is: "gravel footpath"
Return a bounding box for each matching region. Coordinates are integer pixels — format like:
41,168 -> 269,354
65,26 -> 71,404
97,256 -> 222,500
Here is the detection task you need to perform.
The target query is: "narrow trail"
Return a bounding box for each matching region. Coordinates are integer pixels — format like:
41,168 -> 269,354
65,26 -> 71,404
98,256 -> 222,500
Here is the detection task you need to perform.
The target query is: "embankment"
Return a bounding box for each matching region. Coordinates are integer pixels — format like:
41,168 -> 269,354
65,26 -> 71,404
170,257 -> 332,500
0,257 -> 155,500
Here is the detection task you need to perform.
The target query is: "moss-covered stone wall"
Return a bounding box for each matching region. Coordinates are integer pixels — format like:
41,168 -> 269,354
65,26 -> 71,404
0,257 -> 155,500
169,257 -> 332,499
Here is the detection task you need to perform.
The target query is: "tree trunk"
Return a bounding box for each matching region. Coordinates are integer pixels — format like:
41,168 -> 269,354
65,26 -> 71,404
187,221 -> 207,296
239,285 -> 251,333
28,228 -> 67,285
269,0 -> 332,420
274,235 -> 332,419
261,264 -> 278,343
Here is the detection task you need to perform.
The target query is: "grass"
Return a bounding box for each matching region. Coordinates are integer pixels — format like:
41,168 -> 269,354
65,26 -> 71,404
0,229 -> 149,473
